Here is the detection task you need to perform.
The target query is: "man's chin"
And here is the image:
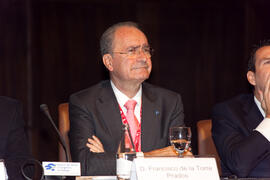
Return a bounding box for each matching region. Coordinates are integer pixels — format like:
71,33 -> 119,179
130,71 -> 151,82
134,75 -> 150,83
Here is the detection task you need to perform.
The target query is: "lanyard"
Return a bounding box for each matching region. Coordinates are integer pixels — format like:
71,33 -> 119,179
119,104 -> 142,152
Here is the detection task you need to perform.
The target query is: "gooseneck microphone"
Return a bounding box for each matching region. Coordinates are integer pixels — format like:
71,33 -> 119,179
40,104 -> 70,162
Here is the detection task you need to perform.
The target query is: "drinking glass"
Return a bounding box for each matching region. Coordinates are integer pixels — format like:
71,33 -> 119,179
169,127 -> 191,157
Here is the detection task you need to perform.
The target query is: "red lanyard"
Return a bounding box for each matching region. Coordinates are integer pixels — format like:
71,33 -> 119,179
119,105 -> 141,123
119,104 -> 142,152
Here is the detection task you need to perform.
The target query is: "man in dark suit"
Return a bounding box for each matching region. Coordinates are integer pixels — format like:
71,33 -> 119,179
0,96 -> 32,179
212,40 -> 270,178
69,21 -> 187,175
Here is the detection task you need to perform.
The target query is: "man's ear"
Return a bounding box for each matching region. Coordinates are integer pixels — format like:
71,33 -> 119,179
247,71 -> 256,86
103,54 -> 113,71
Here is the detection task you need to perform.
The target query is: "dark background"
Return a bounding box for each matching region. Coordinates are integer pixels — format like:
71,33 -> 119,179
1,0 -> 270,161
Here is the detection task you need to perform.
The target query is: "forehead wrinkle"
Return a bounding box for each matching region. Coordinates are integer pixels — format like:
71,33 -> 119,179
255,46 -> 270,65
113,26 -> 148,51
256,46 -> 270,58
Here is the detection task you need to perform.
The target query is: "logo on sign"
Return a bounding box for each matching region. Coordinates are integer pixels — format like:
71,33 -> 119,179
45,163 -> 56,171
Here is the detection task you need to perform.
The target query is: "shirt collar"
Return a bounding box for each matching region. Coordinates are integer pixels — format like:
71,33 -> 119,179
254,96 -> 265,117
110,80 -> 142,110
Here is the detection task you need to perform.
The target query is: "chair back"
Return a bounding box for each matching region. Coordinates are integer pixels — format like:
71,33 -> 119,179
58,103 -> 72,162
197,119 -> 221,174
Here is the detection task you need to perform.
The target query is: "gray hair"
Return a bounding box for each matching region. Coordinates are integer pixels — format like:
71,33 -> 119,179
99,21 -> 140,56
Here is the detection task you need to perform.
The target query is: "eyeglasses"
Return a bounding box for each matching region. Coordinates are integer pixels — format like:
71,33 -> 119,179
113,46 -> 154,58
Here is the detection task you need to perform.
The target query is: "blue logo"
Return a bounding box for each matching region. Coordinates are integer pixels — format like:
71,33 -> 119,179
45,163 -> 56,171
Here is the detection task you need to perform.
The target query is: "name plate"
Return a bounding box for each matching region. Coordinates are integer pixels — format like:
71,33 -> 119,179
42,161 -> 81,176
133,157 -> 219,180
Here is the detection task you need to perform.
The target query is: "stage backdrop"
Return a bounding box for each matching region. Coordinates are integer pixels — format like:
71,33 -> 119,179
1,0 -> 270,161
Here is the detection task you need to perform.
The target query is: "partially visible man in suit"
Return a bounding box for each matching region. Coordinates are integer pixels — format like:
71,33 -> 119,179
69,21 -> 188,175
0,96 -> 32,179
212,40 -> 270,178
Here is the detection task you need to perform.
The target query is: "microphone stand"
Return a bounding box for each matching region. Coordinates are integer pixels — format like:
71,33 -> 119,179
40,104 -> 74,180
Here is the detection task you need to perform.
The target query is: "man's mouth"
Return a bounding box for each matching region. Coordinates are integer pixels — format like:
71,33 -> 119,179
133,66 -> 148,70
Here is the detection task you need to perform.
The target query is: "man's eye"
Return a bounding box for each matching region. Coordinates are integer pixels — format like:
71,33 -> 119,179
127,48 -> 136,53
264,60 -> 270,64
143,48 -> 151,53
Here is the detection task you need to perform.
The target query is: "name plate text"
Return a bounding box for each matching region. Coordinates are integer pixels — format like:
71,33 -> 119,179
133,157 -> 219,180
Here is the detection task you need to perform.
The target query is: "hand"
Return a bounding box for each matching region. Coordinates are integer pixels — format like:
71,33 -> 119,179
259,74 -> 270,118
86,135 -> 104,153
144,145 -> 193,157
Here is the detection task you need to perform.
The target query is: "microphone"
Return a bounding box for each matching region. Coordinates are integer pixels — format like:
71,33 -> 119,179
40,104 -> 70,162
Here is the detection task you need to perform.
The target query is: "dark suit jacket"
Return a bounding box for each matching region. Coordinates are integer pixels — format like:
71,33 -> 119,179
69,80 -> 184,175
212,94 -> 270,178
0,96 -> 31,179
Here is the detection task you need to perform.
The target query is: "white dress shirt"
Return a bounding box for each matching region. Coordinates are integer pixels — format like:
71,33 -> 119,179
111,81 -> 142,123
254,96 -> 270,142
0,160 -> 8,180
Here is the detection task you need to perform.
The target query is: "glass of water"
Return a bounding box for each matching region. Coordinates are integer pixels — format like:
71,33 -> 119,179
169,127 -> 191,157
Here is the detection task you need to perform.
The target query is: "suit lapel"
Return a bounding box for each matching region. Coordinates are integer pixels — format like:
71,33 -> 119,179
243,95 -> 264,131
141,84 -> 161,151
96,82 -> 123,145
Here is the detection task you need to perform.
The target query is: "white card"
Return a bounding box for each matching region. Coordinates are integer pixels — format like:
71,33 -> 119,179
0,161 -> 6,180
42,161 -> 81,176
133,157 -> 219,180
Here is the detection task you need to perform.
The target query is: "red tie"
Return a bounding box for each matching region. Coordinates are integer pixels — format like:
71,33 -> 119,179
124,100 -> 140,151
